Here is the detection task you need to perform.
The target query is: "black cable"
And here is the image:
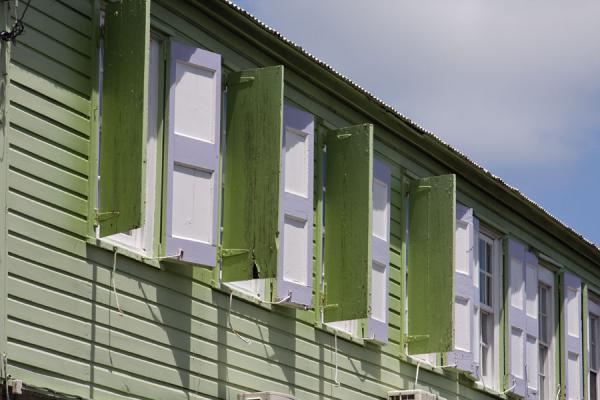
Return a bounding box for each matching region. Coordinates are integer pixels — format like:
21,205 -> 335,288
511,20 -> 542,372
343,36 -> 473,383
0,0 -> 33,44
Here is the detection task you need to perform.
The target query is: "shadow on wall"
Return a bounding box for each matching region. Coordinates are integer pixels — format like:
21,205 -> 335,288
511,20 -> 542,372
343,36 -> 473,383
85,244 -> 194,399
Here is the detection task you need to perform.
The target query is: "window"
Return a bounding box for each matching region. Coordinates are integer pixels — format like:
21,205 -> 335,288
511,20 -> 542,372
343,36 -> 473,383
538,282 -> 553,400
478,230 -> 501,389
97,4 -> 317,305
326,155 -> 391,344
589,295 -> 600,400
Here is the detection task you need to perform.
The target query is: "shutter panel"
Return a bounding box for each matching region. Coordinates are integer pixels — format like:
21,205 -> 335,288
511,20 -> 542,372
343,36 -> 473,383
507,238 -> 527,397
564,272 -> 583,400
407,174 -> 456,355
221,66 -> 284,281
323,124 -> 373,323
367,158 -> 391,343
99,0 -> 150,237
447,204 -> 479,374
524,250 -> 540,400
275,104 -> 314,306
164,41 -> 222,266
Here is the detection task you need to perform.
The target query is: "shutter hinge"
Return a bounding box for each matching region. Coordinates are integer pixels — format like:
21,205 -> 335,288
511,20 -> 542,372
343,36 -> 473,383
404,334 -> 430,343
217,247 -> 250,261
95,209 -> 120,224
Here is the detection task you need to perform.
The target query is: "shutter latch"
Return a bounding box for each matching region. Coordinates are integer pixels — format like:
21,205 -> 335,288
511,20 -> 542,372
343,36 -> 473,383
405,334 -> 430,342
217,247 -> 250,261
95,209 -> 120,224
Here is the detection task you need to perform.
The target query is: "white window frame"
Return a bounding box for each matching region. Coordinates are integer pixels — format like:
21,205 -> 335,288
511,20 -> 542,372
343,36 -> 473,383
478,228 -> 502,390
537,265 -> 555,400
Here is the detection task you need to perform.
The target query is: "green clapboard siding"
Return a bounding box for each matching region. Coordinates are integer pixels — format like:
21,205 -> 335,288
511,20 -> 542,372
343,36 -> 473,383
323,124 -> 373,322
407,174 -> 455,354
99,0 -> 150,237
221,66 -> 284,282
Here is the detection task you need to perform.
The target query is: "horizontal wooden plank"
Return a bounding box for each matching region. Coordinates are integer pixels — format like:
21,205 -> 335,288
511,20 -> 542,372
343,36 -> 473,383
17,23 -> 91,77
11,65 -> 91,117
9,147 -> 88,197
10,84 -> 90,136
7,213 -> 86,257
8,169 -> 88,217
58,0 -> 93,18
22,6 -> 91,56
30,0 -> 92,38
9,126 -> 88,176
9,105 -> 89,155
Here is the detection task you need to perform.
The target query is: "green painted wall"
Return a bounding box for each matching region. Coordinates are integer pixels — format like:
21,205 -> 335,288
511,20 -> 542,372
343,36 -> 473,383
2,1 -> 600,400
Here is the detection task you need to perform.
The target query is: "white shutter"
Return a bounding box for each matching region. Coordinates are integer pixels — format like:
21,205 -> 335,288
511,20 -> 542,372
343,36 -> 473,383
564,272 -> 583,400
447,204 -> 479,375
276,104 -> 314,306
367,158 -> 391,343
524,251 -> 540,400
165,41 -> 221,266
508,238 -> 527,397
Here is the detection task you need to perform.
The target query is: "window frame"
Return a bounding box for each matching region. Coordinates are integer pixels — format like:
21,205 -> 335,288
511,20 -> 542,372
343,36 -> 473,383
537,264 -> 556,400
589,294 -> 600,400
477,227 -> 502,390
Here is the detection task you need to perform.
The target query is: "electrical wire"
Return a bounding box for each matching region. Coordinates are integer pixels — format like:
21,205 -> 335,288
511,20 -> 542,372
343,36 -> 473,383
228,292 -> 251,345
333,330 -> 340,387
0,0 -> 32,44
2,353 -> 9,400
111,250 -> 124,316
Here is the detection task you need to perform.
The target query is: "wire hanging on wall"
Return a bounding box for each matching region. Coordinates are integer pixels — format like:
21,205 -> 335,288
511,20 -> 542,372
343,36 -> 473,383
0,0 -> 32,44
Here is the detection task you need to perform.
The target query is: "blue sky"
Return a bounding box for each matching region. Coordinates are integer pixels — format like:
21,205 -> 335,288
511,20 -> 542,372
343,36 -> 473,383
233,0 -> 600,247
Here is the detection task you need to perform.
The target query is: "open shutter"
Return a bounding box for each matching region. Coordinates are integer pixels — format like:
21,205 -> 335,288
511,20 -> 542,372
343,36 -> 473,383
367,159 -> 391,343
323,124 -> 373,323
524,250 -> 540,400
507,238 -> 527,396
164,41 -> 222,266
447,204 -> 479,374
564,272 -> 583,400
99,0 -> 150,236
407,174 -> 456,355
275,104 -> 314,306
221,66 -> 284,281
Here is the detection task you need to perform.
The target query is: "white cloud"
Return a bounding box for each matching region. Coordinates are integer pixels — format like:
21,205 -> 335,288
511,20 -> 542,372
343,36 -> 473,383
242,0 -> 600,177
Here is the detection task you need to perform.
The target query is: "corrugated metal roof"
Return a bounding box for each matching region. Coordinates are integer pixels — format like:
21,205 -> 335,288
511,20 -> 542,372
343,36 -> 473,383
222,0 -> 600,254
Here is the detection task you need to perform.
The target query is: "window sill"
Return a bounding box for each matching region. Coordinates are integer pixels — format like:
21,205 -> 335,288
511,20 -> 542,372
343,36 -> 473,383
217,282 -> 274,312
86,236 -> 162,270
315,323 -> 366,347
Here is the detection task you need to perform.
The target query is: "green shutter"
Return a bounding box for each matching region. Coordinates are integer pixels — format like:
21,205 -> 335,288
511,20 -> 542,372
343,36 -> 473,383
407,174 -> 455,354
98,0 -> 150,237
221,66 -> 284,282
323,124 -> 373,323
